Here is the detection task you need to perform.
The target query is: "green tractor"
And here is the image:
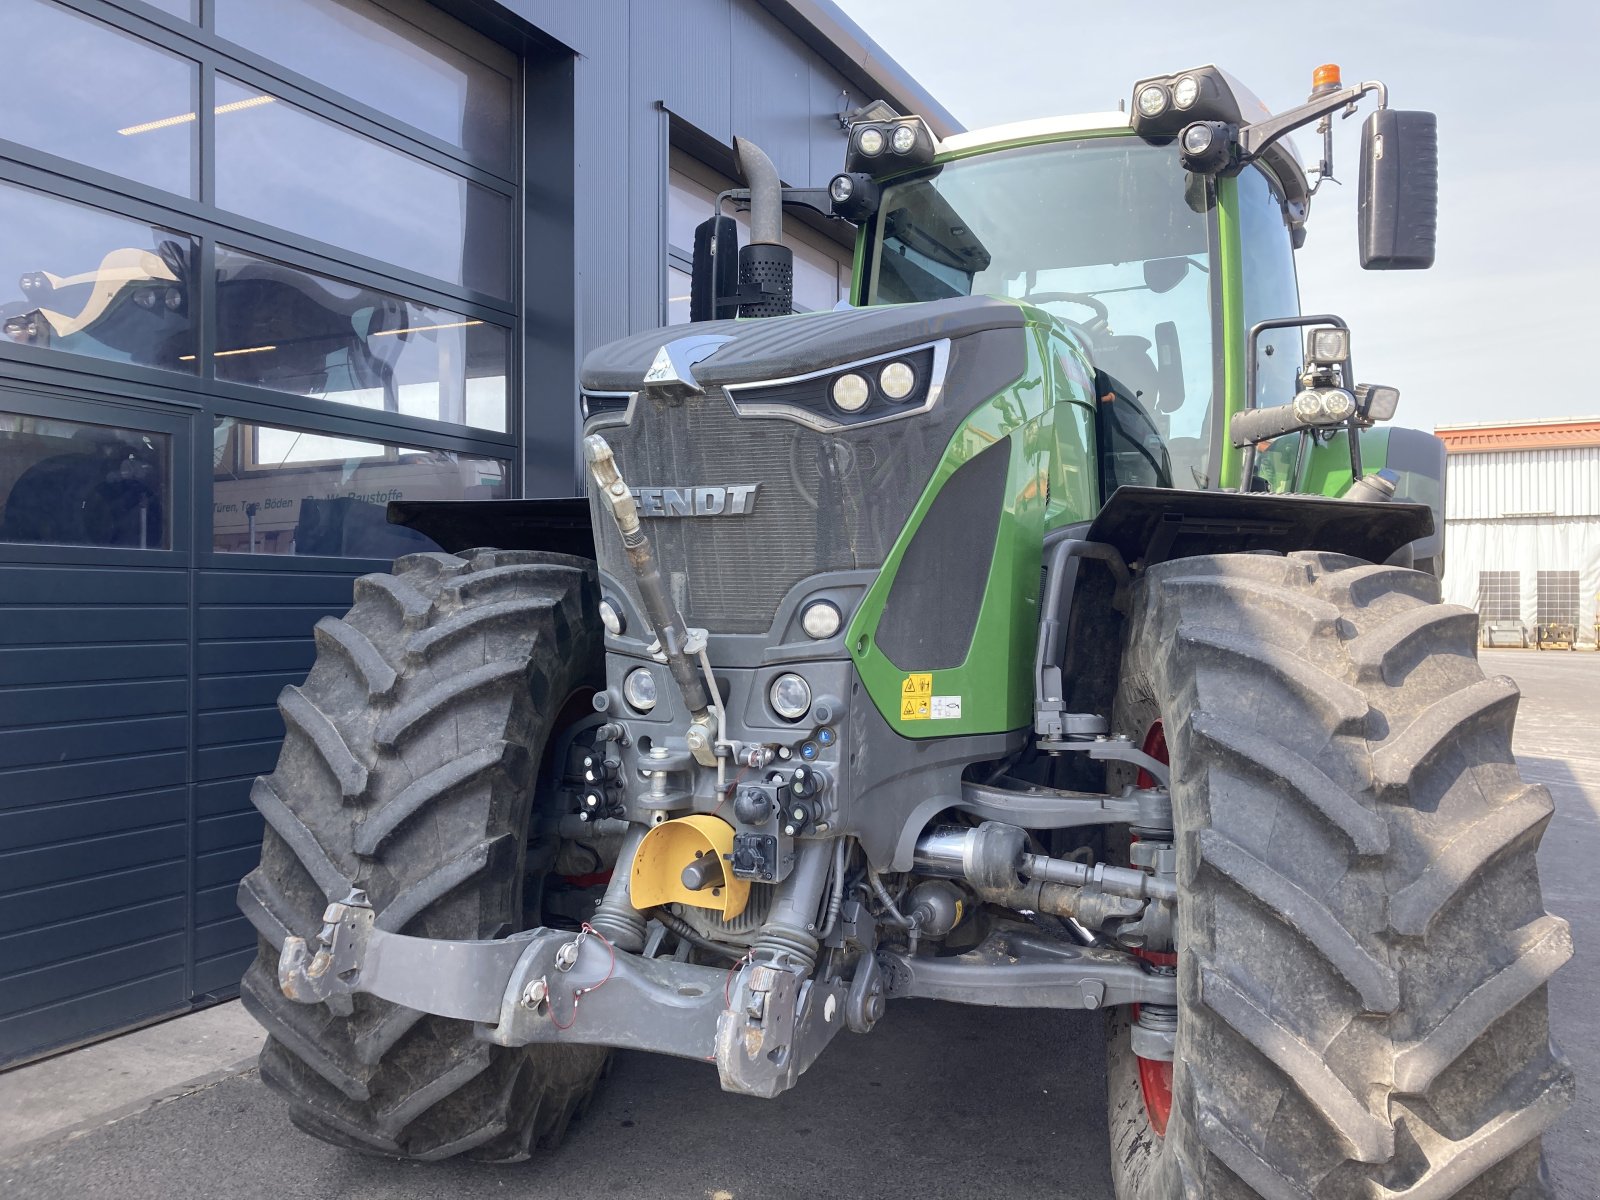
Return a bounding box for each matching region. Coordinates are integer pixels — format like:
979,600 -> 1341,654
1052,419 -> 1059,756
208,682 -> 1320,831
241,63 -> 1572,1197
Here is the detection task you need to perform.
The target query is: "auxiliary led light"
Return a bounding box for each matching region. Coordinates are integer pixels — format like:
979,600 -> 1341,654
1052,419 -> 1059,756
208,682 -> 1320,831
857,127 -> 885,156
801,601 -> 842,640
832,373 -> 870,413
1135,83 -> 1169,118
879,361 -> 916,400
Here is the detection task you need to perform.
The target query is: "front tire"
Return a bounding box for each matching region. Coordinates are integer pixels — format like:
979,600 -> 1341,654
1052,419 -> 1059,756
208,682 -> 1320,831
237,548 -> 609,1161
1107,551 -> 1572,1198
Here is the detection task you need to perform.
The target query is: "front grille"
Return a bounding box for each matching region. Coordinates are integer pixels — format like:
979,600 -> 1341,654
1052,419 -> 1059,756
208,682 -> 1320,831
590,389 -> 949,634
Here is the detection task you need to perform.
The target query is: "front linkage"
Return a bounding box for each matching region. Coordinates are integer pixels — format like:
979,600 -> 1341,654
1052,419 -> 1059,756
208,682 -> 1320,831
280,803 -> 1178,1099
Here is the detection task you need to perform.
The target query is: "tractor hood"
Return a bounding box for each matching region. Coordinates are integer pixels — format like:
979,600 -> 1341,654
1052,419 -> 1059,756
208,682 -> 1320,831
579,296 -> 1026,394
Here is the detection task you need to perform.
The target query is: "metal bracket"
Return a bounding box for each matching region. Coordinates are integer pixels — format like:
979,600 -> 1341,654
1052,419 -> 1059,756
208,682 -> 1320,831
279,891 -> 543,1023
879,924 -> 1175,1011
716,961 -> 848,1098
1036,734 -> 1170,787
959,779 -> 1171,829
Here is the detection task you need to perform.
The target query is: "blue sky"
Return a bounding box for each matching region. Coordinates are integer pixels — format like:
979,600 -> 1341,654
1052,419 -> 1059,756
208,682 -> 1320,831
835,0 -> 1600,432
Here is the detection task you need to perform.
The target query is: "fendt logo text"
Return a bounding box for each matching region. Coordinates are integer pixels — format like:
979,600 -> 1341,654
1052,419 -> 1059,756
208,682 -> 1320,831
630,484 -> 760,517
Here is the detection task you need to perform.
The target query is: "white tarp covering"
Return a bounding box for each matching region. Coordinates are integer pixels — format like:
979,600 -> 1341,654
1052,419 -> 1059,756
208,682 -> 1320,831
1442,516 -> 1600,647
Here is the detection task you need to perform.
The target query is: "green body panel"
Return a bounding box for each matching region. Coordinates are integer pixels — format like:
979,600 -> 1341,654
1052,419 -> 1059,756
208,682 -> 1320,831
1259,426 -> 1391,497
1214,174 -> 1248,491
845,310 -> 1098,737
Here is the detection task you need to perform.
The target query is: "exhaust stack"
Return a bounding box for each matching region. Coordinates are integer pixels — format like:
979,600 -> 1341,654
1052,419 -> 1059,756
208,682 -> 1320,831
733,137 -> 793,318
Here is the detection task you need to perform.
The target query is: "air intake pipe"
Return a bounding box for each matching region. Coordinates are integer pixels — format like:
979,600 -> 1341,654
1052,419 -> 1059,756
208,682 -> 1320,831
733,137 -> 793,318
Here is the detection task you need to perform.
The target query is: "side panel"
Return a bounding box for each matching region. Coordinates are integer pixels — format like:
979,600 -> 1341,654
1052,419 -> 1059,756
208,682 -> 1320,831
846,320 -> 1096,737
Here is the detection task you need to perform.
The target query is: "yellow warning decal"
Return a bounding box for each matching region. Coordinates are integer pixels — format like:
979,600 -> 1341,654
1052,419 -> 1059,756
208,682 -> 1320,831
900,674 -> 933,720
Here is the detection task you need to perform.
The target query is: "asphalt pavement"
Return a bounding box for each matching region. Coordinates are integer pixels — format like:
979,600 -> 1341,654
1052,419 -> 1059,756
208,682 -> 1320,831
1,651 -> 1595,1200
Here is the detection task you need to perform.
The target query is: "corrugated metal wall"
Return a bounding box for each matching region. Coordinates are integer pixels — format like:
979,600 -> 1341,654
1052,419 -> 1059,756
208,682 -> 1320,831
1441,445 -> 1600,645
503,0 -> 871,379
1444,446 -> 1600,521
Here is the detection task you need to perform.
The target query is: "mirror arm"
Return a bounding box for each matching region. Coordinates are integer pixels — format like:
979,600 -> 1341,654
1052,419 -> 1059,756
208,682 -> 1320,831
1238,81 -> 1386,164
713,187 -> 847,225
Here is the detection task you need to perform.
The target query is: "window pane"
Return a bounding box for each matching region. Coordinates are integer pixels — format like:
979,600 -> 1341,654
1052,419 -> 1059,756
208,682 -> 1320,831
0,411 -> 170,549
0,180 -> 195,373
214,247 -> 509,431
213,77 -> 511,297
0,0 -> 196,196
212,417 -> 506,557
214,0 -> 511,172
1239,166 -> 1301,407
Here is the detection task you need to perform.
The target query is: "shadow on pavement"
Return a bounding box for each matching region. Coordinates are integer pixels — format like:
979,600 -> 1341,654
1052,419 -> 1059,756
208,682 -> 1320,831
2,1000 -> 1115,1200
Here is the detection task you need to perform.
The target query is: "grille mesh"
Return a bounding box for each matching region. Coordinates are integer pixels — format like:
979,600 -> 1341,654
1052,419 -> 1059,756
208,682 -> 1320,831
591,390 -> 947,633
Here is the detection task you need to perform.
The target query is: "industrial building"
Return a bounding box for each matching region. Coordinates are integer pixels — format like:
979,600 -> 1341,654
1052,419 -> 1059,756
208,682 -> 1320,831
1437,418 -> 1600,650
0,0 -> 954,1066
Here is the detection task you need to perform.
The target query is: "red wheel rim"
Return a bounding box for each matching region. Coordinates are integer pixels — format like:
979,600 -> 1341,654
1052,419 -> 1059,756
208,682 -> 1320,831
1133,718 -> 1174,1136
1136,1054 -> 1174,1137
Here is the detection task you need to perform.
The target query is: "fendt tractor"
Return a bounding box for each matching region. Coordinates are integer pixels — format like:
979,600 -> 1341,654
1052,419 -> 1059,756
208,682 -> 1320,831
241,64 -> 1573,1197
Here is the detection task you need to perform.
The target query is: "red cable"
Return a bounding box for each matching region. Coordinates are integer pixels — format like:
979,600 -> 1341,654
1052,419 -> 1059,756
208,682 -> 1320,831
548,923 -> 616,1031
724,952 -> 752,1009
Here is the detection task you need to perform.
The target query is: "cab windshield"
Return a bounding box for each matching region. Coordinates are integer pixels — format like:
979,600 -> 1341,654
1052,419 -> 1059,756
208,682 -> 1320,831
865,137 -> 1217,489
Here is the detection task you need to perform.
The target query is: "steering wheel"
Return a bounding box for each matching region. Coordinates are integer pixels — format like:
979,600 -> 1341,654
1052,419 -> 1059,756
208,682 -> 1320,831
1021,290 -> 1110,325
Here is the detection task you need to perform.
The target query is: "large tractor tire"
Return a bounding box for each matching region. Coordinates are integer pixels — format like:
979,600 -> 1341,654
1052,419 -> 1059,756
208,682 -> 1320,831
237,548 -> 609,1160
1106,551 -> 1572,1199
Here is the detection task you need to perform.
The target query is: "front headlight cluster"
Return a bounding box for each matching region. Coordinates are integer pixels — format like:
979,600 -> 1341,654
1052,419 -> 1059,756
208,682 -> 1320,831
845,116 -> 934,176
725,343 -> 942,431
1292,387 -> 1357,424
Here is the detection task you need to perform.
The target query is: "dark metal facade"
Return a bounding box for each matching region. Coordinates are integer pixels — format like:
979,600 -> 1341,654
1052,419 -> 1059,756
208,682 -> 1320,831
0,0 -> 949,1066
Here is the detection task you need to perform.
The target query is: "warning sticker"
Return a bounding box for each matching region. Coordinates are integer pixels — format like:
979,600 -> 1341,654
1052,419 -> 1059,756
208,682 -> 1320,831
931,696 -> 962,720
900,673 -> 932,720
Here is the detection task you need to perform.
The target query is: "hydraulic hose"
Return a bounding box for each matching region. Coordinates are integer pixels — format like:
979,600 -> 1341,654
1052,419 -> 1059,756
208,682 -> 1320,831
583,434 -> 710,716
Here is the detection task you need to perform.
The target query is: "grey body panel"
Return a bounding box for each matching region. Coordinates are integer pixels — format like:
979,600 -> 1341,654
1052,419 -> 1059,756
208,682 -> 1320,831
579,296 -> 1027,392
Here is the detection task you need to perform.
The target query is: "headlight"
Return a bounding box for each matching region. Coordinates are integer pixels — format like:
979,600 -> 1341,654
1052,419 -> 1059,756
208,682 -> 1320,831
1172,75 -> 1200,110
1181,124 -> 1213,155
1292,390 -> 1323,423
623,667 -> 657,713
801,601 -> 841,640
769,673 -> 812,721
1308,327 -> 1350,363
598,597 -> 624,637
857,127 -> 885,156
829,174 -> 854,203
891,124 -> 916,154
1317,388 -> 1356,421
1135,83 -> 1169,118
879,361 -> 915,400
831,373 -> 870,413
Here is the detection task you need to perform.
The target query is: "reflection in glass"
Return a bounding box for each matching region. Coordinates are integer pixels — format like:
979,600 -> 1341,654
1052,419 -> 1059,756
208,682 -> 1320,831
213,417 -> 506,557
0,411 -> 170,549
213,77 -> 511,297
214,0 -> 512,172
214,248 -> 509,430
0,181 -> 195,372
0,0 -> 197,196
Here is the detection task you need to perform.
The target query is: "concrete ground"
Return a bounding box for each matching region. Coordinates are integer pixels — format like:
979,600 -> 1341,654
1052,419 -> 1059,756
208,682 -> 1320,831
1,652 -> 1595,1199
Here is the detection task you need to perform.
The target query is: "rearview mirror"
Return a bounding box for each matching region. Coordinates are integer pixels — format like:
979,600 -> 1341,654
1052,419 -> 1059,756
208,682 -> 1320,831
689,214 -> 739,322
1358,109 -> 1438,269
